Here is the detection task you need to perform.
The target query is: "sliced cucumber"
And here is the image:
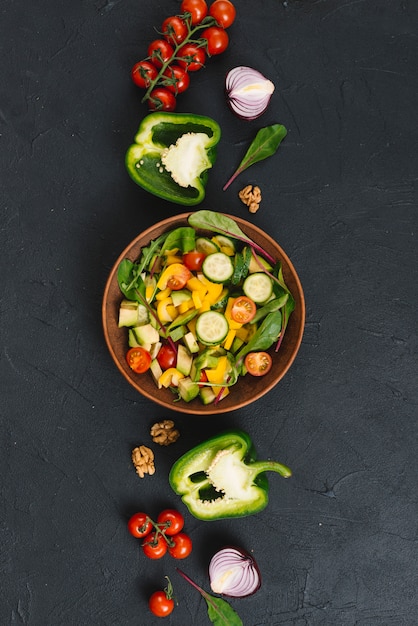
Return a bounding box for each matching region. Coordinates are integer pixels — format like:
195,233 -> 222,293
196,237 -> 219,255
212,235 -> 236,255
195,311 -> 229,346
243,272 -> 273,303
202,252 -> 234,283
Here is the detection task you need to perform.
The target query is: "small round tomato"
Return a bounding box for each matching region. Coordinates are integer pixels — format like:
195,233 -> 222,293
147,39 -> 174,68
142,532 -> 168,559
231,296 -> 257,324
157,345 -> 177,370
244,351 -> 273,376
162,15 -> 188,44
177,43 -> 206,71
157,509 -> 184,536
163,263 -> 192,290
183,251 -> 206,271
127,512 -> 153,538
148,87 -> 176,112
209,0 -> 236,28
180,0 -> 208,25
131,60 -> 158,88
162,64 -> 190,94
202,26 -> 229,56
126,347 -> 152,374
149,589 -> 174,618
168,532 -> 193,559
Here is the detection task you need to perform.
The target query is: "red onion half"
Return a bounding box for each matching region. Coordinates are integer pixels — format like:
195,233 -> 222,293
209,546 -> 262,597
225,66 -> 275,120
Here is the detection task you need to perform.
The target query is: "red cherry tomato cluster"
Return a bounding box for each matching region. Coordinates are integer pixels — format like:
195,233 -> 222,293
131,0 -> 236,111
127,509 -> 193,560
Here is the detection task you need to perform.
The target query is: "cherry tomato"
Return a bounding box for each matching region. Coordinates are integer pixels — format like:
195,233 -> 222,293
168,532 -> 193,559
148,87 -> 176,112
202,26 -> 229,56
209,0 -> 236,28
127,512 -> 153,538
164,264 -> 192,290
177,44 -> 206,72
147,39 -> 174,68
157,345 -> 177,370
131,60 -> 158,88
142,532 -> 168,559
149,590 -> 175,618
162,64 -> 190,94
183,251 -> 206,271
180,0 -> 208,25
162,15 -> 188,45
231,296 -> 257,324
157,509 -> 185,536
244,351 -> 273,377
126,347 -> 152,374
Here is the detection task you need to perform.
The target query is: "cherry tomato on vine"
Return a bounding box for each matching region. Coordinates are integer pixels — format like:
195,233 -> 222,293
183,251 -> 206,271
131,60 -> 158,88
147,39 -> 174,68
168,532 -> 193,559
244,351 -> 273,377
149,589 -> 175,618
126,347 -> 152,374
177,43 -> 206,72
157,345 -> 177,370
127,512 -> 152,538
142,532 -> 168,559
162,15 -> 188,45
148,87 -> 176,112
180,0 -> 208,25
202,26 -> 229,56
157,509 -> 185,536
209,0 -> 236,28
162,64 -> 190,94
230,296 -> 257,324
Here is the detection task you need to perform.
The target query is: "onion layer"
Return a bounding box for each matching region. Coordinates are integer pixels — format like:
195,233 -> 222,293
225,66 -> 275,120
208,546 -> 261,597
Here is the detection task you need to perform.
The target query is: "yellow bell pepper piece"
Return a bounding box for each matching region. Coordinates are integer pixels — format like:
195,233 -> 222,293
223,329 -> 236,351
156,287 -> 172,301
235,326 -> 250,342
186,276 -> 207,297
192,290 -> 203,309
212,385 -> 230,400
187,317 -> 198,336
198,299 -> 211,313
157,297 -> 177,323
225,297 -> 243,330
206,356 -> 229,385
165,255 -> 183,265
158,367 -> 184,388
178,298 -> 194,314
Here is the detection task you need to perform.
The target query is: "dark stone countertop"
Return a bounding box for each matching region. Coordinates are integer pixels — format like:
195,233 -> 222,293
1,1 -> 417,624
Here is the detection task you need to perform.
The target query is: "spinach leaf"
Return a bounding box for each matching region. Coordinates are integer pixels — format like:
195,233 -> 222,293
117,259 -> 145,302
236,311 -> 282,366
162,226 -> 195,254
251,294 -> 288,324
223,124 -> 287,190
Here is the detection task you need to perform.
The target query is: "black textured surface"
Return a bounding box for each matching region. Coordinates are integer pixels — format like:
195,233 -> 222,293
1,1 -> 418,624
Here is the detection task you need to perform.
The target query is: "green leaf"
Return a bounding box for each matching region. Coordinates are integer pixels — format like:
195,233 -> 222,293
117,259 -> 145,302
162,226 -> 196,254
236,310 -> 282,366
223,124 -> 287,190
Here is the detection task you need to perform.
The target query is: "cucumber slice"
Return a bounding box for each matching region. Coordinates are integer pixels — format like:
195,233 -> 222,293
196,237 -> 219,255
243,272 -> 273,303
202,252 -> 234,283
196,311 -> 229,345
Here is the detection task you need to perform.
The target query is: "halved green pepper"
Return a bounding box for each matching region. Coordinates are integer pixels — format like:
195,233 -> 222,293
169,430 -> 292,521
125,112 -> 221,206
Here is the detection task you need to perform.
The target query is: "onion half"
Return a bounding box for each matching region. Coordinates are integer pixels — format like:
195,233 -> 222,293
208,546 -> 262,597
225,66 -> 275,120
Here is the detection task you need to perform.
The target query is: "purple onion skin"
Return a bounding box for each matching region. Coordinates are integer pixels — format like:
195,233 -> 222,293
225,67 -> 274,120
208,545 -> 262,598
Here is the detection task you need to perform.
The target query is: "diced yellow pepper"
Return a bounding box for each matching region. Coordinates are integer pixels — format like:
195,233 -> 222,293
198,299 -> 211,313
165,255 -> 183,265
187,317 -> 198,336
158,367 -> 184,388
157,298 -> 177,323
178,298 -> 194,314
206,356 -> 229,385
223,329 -> 236,351
186,276 -> 207,296
225,297 -> 243,330
145,285 -> 156,301
212,385 -> 230,400
156,287 -> 172,301
192,290 -> 203,309
235,326 -> 250,342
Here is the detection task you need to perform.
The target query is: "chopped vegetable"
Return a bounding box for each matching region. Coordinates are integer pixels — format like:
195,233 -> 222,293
169,429 -> 292,520
225,66 -> 275,120
209,546 -> 261,597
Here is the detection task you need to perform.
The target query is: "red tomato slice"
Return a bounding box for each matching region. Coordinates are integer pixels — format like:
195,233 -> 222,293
198,370 -> 208,387
165,264 -> 192,290
126,347 -> 152,374
183,251 -> 206,271
231,296 -> 257,324
244,351 -> 272,376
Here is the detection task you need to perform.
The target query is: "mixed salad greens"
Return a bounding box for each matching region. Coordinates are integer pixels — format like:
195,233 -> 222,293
117,210 -> 295,405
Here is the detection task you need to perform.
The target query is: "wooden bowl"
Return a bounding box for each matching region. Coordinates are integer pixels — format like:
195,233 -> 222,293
102,213 -> 305,414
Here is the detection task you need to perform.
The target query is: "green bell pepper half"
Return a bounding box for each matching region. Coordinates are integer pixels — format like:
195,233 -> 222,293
169,429 -> 292,521
125,112 -> 221,206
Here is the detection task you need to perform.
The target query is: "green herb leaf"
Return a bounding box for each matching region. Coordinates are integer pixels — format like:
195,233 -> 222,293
223,124 -> 287,190
236,310 -> 282,367
117,259 -> 145,302
162,226 -> 196,254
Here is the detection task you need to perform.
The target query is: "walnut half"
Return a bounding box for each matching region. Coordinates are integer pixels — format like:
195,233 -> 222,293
131,445 -> 155,478
239,185 -> 262,213
150,420 -> 180,446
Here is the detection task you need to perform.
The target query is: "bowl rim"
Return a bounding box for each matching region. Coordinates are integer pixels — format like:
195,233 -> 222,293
102,212 -> 305,414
